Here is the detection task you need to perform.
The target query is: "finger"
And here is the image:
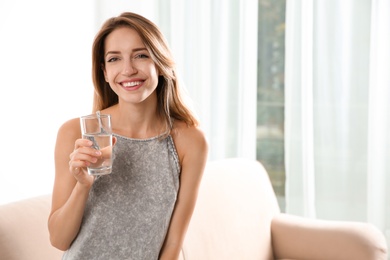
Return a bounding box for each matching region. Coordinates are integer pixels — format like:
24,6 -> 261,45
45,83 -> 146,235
70,146 -> 101,164
73,138 -> 94,152
69,160 -> 85,172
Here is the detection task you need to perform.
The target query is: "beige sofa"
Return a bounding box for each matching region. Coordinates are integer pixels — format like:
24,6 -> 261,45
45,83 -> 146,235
0,158 -> 388,260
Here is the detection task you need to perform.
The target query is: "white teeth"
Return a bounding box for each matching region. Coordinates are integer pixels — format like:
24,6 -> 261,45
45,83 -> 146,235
122,81 -> 141,87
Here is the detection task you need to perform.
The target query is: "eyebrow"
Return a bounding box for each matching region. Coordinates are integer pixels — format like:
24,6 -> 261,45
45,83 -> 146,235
105,47 -> 148,58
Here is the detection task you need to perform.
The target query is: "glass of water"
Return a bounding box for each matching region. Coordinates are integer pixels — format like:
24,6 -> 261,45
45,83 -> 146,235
80,113 -> 113,176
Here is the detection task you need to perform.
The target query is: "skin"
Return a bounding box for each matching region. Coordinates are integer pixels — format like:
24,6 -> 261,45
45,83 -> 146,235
48,27 -> 208,260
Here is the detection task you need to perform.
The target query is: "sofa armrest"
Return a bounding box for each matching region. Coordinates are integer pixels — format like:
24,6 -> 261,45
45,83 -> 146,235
0,195 -> 63,260
271,213 -> 388,260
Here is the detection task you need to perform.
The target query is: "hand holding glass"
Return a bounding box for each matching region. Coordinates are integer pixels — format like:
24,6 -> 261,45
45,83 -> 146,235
80,114 -> 113,176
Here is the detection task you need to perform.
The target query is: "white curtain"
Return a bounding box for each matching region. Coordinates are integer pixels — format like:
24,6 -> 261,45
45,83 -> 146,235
154,0 -> 259,161
285,0 -> 390,248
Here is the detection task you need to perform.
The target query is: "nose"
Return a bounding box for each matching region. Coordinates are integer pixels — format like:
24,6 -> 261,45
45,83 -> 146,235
122,59 -> 137,75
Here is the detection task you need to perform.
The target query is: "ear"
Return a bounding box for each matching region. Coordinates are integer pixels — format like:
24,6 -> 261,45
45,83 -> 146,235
112,136 -> 117,147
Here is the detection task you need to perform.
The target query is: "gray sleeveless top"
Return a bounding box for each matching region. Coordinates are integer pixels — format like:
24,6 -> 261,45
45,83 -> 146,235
62,134 -> 180,260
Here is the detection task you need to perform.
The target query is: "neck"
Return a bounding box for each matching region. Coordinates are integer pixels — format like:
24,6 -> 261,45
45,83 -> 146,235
107,100 -> 165,139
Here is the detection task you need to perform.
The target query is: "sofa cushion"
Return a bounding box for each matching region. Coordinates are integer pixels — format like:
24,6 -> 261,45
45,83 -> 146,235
181,158 -> 280,260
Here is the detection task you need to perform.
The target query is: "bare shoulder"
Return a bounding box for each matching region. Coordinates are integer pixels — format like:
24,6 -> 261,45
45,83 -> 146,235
57,117 -> 82,139
171,121 -> 208,164
55,117 -> 82,156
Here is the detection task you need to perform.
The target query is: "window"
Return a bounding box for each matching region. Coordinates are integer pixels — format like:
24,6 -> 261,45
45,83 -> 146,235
256,0 -> 286,211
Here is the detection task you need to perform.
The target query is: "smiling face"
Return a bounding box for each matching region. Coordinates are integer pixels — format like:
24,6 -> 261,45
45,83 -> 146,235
102,27 -> 160,106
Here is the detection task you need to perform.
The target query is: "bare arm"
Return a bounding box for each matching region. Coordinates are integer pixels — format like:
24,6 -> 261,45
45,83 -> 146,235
159,124 -> 208,260
48,118 -> 101,251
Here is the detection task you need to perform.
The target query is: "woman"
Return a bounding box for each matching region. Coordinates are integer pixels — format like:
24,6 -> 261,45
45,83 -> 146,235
48,12 -> 208,260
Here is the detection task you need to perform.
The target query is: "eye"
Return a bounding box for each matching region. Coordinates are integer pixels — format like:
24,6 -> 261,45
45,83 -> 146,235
134,53 -> 149,59
106,56 -> 119,63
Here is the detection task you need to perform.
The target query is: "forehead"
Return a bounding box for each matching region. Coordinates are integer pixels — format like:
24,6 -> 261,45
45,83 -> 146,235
104,27 -> 145,50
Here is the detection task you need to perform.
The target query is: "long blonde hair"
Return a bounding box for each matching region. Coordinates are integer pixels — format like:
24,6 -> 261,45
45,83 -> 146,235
91,12 -> 199,131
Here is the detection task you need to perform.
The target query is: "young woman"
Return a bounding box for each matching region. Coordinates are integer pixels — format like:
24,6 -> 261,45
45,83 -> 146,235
48,12 -> 208,260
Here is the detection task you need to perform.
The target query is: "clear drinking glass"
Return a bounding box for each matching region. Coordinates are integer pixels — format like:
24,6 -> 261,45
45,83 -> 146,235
80,113 -> 113,176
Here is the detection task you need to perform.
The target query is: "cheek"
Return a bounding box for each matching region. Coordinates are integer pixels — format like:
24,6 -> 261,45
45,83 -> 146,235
106,71 -> 114,82
148,66 -> 160,85
152,68 -> 159,79
104,64 -> 120,80
152,66 -> 161,81
106,70 -> 120,85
